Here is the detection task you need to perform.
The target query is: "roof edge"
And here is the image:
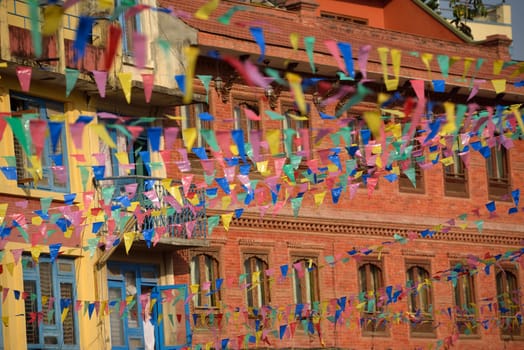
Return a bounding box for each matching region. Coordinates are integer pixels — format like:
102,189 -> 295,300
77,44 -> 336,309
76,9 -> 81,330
412,0 -> 475,43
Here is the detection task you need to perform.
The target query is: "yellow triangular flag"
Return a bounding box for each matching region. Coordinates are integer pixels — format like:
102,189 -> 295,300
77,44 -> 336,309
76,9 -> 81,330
42,5 -> 64,36
124,231 -> 135,255
493,59 -> 504,75
221,196 -> 231,210
194,0 -> 219,20
182,127 -> 197,152
286,72 -> 306,115
183,46 -> 199,104
91,124 -> 116,148
441,102 -> 456,135
117,72 -> 132,104
31,246 -> 42,263
421,52 -> 433,77
221,213 -> 233,232
0,203 -> 7,225
290,32 -> 299,51
491,79 -> 506,94
61,307 -> 70,323
6,262 -> 14,276
314,191 -> 326,207
363,110 -> 381,139
265,129 -> 281,156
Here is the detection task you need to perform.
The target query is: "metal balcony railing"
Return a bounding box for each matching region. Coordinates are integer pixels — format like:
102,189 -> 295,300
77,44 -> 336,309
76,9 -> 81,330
94,176 -> 207,241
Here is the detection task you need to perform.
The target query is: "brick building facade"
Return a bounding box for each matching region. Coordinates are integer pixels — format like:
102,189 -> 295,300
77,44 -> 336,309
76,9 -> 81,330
0,0 -> 522,349
163,1 -> 524,349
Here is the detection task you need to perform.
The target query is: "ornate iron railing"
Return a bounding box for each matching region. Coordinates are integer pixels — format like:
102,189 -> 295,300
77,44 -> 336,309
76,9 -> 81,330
94,176 -> 207,241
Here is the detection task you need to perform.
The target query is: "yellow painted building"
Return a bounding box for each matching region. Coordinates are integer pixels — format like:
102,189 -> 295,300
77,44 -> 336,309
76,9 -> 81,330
0,1 -> 205,349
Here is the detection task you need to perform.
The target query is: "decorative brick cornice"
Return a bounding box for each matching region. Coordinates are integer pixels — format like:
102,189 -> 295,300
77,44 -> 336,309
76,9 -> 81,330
225,214 -> 522,247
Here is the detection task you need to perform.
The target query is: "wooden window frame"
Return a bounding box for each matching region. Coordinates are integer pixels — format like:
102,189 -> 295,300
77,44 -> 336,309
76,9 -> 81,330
22,256 -> 79,348
10,93 -> 69,192
281,102 -> 311,158
291,256 -> 320,307
320,11 -> 369,25
190,250 -> 222,329
443,137 -> 469,198
399,136 -> 425,194
496,265 -> 523,339
451,262 -> 479,336
487,145 -> 511,201
233,98 -> 261,144
405,261 -> 436,338
358,259 -> 388,336
243,253 -> 271,310
179,102 -> 211,149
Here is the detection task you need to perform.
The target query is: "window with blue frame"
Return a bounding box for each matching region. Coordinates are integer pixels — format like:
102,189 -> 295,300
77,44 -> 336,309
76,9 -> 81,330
107,262 -> 158,350
10,93 -> 69,192
98,120 -> 149,178
22,256 -> 78,349
117,0 -> 141,55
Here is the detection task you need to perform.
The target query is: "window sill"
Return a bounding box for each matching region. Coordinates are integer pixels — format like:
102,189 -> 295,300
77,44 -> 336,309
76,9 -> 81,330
1,181 -> 70,201
409,331 -> 437,339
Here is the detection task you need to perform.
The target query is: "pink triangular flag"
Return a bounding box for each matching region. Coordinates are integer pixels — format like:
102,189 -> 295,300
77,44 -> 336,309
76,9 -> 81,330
29,120 -> 47,158
185,220 -> 196,239
243,107 -> 261,121
182,175 -> 193,196
69,122 -> 86,150
133,32 -> 147,69
274,158 -> 286,178
164,127 -> 179,151
141,73 -> 154,103
410,80 -> 425,101
92,153 -> 107,165
126,125 -> 144,142
324,40 -> 345,73
93,70 -> 108,98
11,248 -> 23,265
16,66 -> 32,92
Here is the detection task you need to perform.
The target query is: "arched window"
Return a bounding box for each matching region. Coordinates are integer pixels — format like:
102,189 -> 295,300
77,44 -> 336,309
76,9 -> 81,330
406,264 -> 434,335
452,263 -> 478,335
358,261 -> 386,334
190,253 -> 220,308
496,267 -> 522,337
244,256 -> 270,309
292,258 -> 319,305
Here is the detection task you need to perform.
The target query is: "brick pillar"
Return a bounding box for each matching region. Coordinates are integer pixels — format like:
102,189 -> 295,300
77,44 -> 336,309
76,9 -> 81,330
285,0 -> 320,25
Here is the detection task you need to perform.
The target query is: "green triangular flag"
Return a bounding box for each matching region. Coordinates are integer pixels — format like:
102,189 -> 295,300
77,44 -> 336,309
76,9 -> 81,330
6,118 -> 31,155
200,129 -> 219,152
196,75 -> 212,103
283,164 -> 295,183
304,36 -> 316,73
404,167 -> 417,188
207,215 -> 220,236
291,196 -> 303,218
65,68 -> 80,97
40,197 -> 53,215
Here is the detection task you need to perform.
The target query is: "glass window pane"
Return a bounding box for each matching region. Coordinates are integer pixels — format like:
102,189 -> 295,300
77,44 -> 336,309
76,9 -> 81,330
109,287 -> 125,346
58,261 -> 73,273
60,282 -> 76,344
39,262 -> 55,325
24,280 -> 39,344
125,271 -> 139,328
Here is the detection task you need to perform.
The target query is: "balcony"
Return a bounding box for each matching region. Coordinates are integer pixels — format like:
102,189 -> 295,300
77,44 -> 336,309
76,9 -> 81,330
94,176 -> 208,266
1,0 -> 198,105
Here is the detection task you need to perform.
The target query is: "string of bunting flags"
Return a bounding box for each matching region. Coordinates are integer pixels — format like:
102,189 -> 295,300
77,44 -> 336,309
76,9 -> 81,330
1,0 -> 524,349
